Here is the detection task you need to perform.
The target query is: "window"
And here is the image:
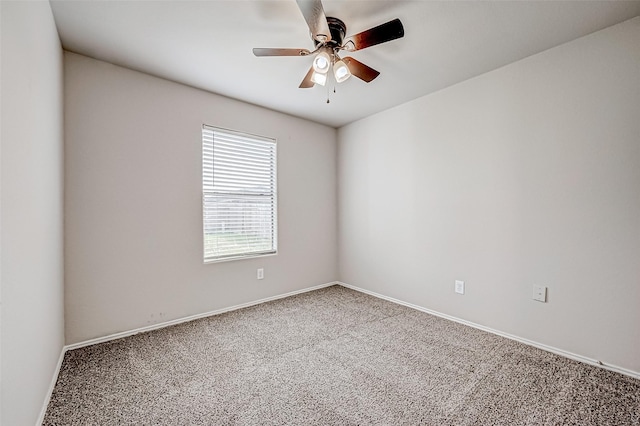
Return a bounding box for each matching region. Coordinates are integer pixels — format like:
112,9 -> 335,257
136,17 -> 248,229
202,126 -> 277,262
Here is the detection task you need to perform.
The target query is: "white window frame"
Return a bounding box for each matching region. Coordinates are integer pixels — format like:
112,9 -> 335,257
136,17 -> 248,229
202,125 -> 278,263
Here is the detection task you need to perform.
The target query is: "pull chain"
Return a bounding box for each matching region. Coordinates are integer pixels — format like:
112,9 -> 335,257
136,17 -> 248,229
326,84 -> 337,104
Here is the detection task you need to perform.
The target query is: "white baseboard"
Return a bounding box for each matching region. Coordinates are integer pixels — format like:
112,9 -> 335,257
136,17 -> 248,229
36,346 -> 66,425
65,281 -> 338,351
336,281 -> 640,380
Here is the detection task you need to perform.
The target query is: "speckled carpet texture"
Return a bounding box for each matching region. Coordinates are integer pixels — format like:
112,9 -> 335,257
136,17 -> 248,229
44,285 -> 639,425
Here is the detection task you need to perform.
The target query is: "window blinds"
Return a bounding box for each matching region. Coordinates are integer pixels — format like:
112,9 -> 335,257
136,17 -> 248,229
202,126 -> 277,262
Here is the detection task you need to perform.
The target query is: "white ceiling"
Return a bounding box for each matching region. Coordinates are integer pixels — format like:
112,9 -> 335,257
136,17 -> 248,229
50,0 -> 640,128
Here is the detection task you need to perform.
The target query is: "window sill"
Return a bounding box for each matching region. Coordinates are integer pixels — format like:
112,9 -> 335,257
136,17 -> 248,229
203,251 -> 278,265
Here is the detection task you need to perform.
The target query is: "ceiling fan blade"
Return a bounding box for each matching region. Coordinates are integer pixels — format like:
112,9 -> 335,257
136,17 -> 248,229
342,57 -> 380,83
343,18 -> 404,51
296,0 -> 331,43
253,48 -> 311,57
299,66 -> 315,88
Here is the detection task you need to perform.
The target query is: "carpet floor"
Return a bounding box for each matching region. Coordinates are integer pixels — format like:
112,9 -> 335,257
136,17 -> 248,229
44,285 -> 640,425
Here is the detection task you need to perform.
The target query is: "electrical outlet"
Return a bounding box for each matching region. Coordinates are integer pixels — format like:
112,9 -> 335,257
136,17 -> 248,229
533,285 -> 547,302
455,280 -> 465,295
257,268 -> 264,280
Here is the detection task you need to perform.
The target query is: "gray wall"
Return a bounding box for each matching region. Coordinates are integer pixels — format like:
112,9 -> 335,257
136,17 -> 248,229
338,18 -> 640,373
64,53 -> 338,344
1,1 -> 65,424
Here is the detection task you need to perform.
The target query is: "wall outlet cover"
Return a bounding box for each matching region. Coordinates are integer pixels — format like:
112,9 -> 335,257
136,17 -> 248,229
455,280 -> 465,294
257,268 -> 264,280
533,285 -> 547,302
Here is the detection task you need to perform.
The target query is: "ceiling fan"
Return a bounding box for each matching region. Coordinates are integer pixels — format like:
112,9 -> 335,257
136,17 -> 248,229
253,0 -> 404,88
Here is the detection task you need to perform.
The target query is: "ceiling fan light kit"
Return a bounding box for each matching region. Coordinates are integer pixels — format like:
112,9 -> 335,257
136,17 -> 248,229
312,50 -> 331,73
310,71 -> 327,86
253,0 -> 404,90
333,59 -> 351,83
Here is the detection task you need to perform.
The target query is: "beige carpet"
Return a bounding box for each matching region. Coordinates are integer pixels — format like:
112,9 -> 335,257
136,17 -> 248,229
44,285 -> 640,425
